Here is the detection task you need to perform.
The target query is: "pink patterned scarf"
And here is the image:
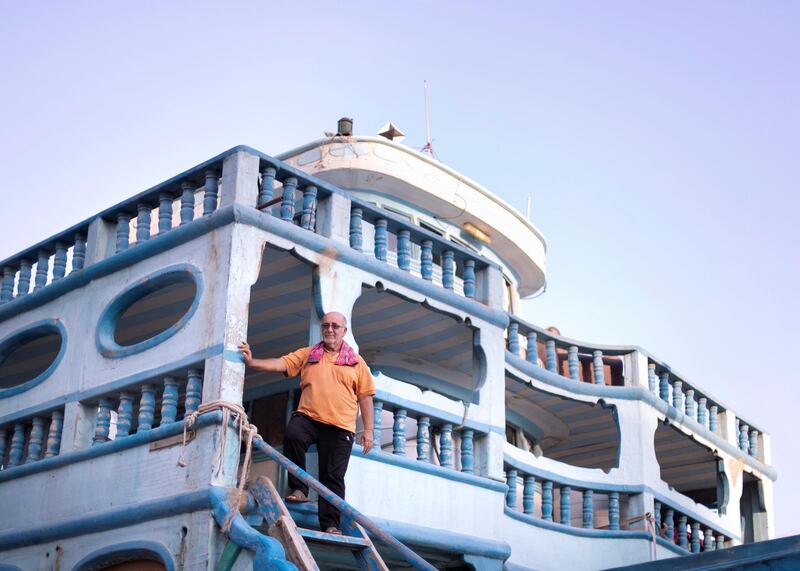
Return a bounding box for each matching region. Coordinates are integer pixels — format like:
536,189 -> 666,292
307,340 -> 359,366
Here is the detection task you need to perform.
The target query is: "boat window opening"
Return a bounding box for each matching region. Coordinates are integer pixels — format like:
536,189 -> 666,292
419,220 -> 446,237
450,235 -> 479,253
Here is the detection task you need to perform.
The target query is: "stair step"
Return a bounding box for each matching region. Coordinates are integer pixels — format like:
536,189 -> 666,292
297,527 -> 371,549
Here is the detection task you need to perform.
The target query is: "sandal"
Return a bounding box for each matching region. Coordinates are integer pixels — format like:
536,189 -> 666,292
284,489 -> 309,503
325,526 -> 342,535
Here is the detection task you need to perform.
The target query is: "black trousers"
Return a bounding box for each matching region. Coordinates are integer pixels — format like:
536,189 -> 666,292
284,412 -> 355,530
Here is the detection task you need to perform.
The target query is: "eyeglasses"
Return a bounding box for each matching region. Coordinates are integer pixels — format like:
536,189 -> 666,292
321,322 -> 344,331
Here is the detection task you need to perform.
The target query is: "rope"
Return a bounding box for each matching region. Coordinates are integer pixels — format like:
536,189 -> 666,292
177,400 -> 258,533
615,512 -> 658,561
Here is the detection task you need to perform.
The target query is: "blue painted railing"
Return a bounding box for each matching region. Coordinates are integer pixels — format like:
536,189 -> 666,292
653,499 -> 727,553
0,406 -> 65,469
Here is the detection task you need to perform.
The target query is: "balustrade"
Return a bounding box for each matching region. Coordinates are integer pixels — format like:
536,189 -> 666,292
652,500 -> 727,553
0,408 -> 67,469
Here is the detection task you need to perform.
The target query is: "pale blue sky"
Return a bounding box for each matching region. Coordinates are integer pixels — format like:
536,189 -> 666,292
2,2 -> 798,538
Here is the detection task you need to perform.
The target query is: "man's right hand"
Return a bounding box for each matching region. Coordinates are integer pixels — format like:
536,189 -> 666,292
238,341 -> 253,366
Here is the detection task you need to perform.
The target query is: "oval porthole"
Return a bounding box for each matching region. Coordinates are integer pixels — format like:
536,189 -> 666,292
0,320 -> 66,398
96,265 -> 202,358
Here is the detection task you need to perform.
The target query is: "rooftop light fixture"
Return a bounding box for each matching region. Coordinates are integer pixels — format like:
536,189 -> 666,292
337,117 -> 354,136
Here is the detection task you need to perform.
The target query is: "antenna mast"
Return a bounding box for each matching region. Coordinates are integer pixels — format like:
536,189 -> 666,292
421,80 -> 435,157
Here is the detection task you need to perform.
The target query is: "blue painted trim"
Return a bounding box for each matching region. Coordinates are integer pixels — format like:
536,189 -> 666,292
95,264 -> 204,359
224,348 -> 245,363
504,506 -> 687,555
0,566 -> 23,571
351,445 -> 507,493
0,411 -> 222,484
373,386 -> 502,436
505,352 -> 777,481
0,344 -> 222,426
72,540 -> 176,571
0,319 -> 67,398
287,502 -> 512,561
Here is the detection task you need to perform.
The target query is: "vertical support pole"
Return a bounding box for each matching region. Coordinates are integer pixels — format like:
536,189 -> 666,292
349,207 -> 363,251
416,416 -> 430,462
136,204 -> 152,242
300,185 -> 317,230
26,417 -> 45,462
542,481 -> 553,521
372,400 -> 383,452
704,528 -> 715,551
463,260 -> 476,298
0,266 -> 15,302
280,177 -> 298,222
397,230 -> 411,270
34,250 -> 50,291
665,508 -> 674,543
545,340 -> 557,373
93,399 -> 113,444
677,515 -> 688,549
138,384 -> 155,431
442,250 -> 455,290
115,213 -> 131,253
608,492 -> 620,530
582,489 -> 594,528
259,166 -> 276,207
45,410 -> 64,458
17,260 -> 32,297
691,522 -> 701,553
203,170 -> 219,215
53,242 -> 68,281
659,372 -> 670,403
698,397 -> 708,427
185,368 -> 203,414
523,475 -> 536,515
373,219 -> 388,261
439,423 -> 454,468
709,405 -> 719,433
180,183 -> 195,226
116,392 -> 134,438
647,363 -> 657,394
526,331 -> 538,364
158,192 -> 173,233
672,380 -> 683,410
161,376 -> 179,425
392,409 -> 406,455
420,240 -> 433,280
593,351 -> 605,385
507,322 -> 520,355
506,469 -> 518,509
560,486 -> 572,525
8,423 -> 26,467
460,429 -> 474,474
568,346 -> 579,380
750,430 -> 759,458
72,233 -> 87,271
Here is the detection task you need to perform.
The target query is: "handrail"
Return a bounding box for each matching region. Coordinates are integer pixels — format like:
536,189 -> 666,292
252,434 -> 437,571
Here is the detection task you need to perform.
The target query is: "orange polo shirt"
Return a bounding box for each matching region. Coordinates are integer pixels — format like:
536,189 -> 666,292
281,346 -> 375,432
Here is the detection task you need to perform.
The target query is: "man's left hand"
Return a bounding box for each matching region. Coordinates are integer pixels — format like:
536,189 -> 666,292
360,432 -> 374,454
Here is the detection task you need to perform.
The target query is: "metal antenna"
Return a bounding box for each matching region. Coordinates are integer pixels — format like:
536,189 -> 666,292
421,80 -> 435,157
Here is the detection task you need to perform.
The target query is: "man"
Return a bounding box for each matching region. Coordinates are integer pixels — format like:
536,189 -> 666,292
238,311 -> 375,535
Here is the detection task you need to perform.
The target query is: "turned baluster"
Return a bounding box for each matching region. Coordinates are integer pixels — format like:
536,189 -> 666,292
53,242 -> 68,281
648,363 -> 657,394
180,182 -> 195,225
184,368 -> 203,414
568,346 -> 579,380
25,417 -> 45,462
460,429 -> 474,474
374,219 -> 388,261
704,528 -> 715,551
542,481 -> 554,521
300,185 -> 317,230
349,207 -> 363,251
138,384 -> 156,431
372,400 -> 383,450
93,399 -> 113,444
416,416 -> 430,462
72,233 -> 87,271
685,389 -> 696,420
34,250 -> 49,291
280,177 -> 298,222
659,372 -> 670,403
672,380 -> 684,410
136,204 -> 152,243
750,430 -> 759,458
526,331 -> 538,364
158,192 -> 173,233
116,392 -> 134,438
507,322 -> 520,355
463,260 -> 476,298
115,213 -> 131,253
665,509 -> 675,543
506,469 -> 518,509
203,170 -> 219,215
691,522 -> 701,553
677,515 -> 688,549
523,475 -> 536,514
397,230 -> 411,270
654,501 -> 662,530
709,405 -> 719,433
160,376 -> 179,425
582,489 -> 594,528
45,410 -> 64,458
593,351 -> 604,385
698,397 -> 708,427
559,486 -> 572,525
716,535 -> 725,550
421,240 -> 433,280
442,251 -> 455,290
392,409 -> 406,455
608,492 -> 620,531
17,260 -> 32,297
546,340 -> 557,373
1,266 -> 16,302
439,423 -> 454,468
8,423 -> 26,467
259,166 -> 277,207
739,423 -> 750,453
